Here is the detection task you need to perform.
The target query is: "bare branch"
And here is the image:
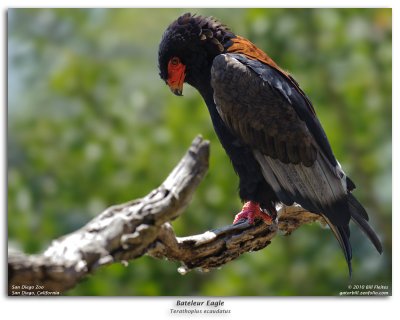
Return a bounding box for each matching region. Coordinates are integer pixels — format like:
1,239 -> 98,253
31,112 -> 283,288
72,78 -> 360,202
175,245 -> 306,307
8,136 -> 209,294
147,205 -> 322,273
8,136 -> 323,295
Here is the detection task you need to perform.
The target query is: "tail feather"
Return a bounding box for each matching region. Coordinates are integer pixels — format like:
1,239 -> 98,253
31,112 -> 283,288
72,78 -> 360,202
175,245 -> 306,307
350,209 -> 383,254
348,193 -> 369,221
322,193 -> 382,276
322,215 -> 353,276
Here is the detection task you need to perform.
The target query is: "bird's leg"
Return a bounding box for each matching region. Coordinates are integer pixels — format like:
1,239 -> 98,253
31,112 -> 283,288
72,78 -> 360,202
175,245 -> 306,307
233,201 -> 273,225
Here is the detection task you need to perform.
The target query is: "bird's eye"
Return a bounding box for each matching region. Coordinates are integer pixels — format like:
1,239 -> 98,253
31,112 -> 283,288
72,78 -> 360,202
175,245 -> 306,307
170,57 -> 180,66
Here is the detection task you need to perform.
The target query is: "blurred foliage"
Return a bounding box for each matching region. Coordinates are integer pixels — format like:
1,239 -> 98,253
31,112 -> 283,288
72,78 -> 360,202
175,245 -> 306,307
7,8 -> 391,296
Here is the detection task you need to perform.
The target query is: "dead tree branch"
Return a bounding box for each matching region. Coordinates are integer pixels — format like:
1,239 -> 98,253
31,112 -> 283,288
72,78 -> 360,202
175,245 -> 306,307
147,205 -> 322,274
8,136 -> 322,295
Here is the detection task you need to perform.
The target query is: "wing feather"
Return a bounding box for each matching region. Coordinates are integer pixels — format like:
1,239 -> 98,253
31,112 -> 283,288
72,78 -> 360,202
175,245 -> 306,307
211,53 -> 349,219
210,53 -> 382,269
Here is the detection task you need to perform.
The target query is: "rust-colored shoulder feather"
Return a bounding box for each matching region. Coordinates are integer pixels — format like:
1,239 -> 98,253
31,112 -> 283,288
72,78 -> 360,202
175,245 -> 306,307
227,36 -> 289,77
227,36 -> 317,116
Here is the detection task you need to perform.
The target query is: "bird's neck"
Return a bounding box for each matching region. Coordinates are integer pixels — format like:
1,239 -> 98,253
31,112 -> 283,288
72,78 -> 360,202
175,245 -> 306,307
196,78 -> 218,116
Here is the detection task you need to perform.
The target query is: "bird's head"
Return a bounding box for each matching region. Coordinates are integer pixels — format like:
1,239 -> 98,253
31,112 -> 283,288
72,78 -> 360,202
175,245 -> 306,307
158,12 -> 234,96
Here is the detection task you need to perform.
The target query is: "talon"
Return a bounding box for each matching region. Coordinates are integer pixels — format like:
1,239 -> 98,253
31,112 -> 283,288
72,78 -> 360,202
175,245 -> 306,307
233,201 -> 273,225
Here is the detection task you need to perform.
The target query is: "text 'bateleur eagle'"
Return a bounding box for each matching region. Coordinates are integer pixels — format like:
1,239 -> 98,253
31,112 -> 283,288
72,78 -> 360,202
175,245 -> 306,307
158,13 -> 382,275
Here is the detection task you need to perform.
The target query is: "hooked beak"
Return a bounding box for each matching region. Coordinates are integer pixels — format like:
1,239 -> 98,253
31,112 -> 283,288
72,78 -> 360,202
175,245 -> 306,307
168,84 -> 183,96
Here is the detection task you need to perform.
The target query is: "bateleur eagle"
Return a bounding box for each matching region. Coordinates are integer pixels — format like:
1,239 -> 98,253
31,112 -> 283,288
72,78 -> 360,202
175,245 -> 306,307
158,12 -> 382,274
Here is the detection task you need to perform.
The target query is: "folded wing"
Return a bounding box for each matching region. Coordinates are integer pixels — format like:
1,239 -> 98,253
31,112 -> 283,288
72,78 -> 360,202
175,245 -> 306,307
210,53 -> 382,273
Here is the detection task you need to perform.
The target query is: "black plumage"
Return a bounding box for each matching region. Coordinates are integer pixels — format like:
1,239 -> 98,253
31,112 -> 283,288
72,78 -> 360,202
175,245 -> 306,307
158,13 -> 382,274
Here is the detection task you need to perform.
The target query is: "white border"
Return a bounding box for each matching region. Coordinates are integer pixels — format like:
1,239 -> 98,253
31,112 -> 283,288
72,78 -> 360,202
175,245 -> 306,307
2,0 -> 397,8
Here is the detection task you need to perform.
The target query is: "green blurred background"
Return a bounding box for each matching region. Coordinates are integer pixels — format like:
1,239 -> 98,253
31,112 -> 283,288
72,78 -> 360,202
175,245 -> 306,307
7,8 -> 392,296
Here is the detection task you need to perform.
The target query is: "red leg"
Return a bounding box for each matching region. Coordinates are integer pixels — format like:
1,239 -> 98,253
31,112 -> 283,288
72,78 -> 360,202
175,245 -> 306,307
233,201 -> 273,225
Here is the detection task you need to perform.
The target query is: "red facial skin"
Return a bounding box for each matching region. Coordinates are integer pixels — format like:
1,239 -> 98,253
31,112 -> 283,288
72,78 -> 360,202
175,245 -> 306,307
167,57 -> 186,96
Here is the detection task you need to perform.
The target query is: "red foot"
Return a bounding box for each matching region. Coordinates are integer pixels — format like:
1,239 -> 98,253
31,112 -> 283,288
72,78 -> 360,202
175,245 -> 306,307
233,201 -> 273,225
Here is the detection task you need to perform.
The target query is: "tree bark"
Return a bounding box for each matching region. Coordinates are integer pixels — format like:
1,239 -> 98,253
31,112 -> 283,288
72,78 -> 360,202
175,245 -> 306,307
8,136 -> 322,295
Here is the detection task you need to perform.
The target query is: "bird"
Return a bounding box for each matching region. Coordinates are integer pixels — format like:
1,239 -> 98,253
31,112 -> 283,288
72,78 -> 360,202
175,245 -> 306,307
158,12 -> 382,275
